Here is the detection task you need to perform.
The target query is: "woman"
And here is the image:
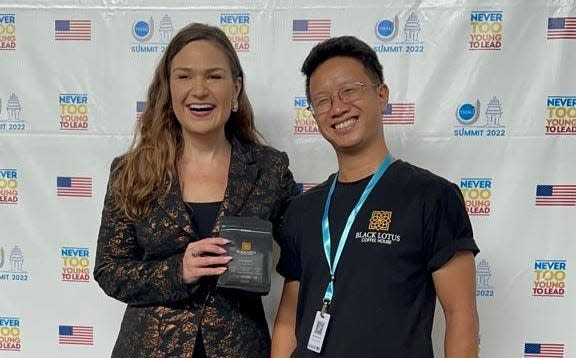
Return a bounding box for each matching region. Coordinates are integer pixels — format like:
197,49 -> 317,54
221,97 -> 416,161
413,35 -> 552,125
94,23 -> 300,357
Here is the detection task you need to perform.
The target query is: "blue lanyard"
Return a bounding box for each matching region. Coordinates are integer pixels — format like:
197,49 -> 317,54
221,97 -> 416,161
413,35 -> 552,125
320,154 -> 393,311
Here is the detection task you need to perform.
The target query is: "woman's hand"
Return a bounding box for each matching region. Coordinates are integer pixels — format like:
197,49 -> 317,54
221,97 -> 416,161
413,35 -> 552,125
182,237 -> 232,284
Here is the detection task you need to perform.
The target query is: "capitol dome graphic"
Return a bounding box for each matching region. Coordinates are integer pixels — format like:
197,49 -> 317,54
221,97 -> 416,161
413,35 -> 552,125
7,93 -> 22,121
485,96 -> 503,126
159,14 -> 174,43
476,259 -> 492,289
10,245 -> 24,272
404,12 -> 421,42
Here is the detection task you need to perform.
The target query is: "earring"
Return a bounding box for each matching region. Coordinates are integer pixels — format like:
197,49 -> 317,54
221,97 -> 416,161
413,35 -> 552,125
232,99 -> 239,112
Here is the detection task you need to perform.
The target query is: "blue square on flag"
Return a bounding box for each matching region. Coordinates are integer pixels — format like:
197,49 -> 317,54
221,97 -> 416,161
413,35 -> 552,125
57,176 -> 72,188
55,20 -> 70,31
524,343 -> 539,353
548,18 -> 565,29
293,20 -> 308,31
536,185 -> 552,196
59,325 -> 73,336
137,101 -> 146,112
384,104 -> 393,115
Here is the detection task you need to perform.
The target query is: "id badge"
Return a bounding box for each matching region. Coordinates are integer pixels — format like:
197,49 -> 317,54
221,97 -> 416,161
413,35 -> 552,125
307,311 -> 330,353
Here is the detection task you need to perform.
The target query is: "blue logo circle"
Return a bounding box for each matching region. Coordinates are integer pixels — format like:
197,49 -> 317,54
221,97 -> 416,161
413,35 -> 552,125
458,103 -> 476,121
376,20 -> 395,38
133,21 -> 150,39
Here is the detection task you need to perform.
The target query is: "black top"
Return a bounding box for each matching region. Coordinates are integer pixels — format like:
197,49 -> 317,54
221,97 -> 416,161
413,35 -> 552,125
185,201 -> 222,238
185,201 -> 222,358
277,160 -> 479,358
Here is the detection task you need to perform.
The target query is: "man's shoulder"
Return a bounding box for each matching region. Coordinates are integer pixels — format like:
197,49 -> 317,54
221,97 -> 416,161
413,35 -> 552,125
392,160 -> 458,196
295,175 -> 332,199
284,175 -> 333,214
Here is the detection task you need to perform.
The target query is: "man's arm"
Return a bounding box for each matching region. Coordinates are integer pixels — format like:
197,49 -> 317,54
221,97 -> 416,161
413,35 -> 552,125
272,280 -> 300,358
432,251 -> 479,358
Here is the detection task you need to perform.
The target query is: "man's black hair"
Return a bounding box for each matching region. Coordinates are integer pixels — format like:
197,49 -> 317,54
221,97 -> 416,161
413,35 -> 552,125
301,36 -> 384,101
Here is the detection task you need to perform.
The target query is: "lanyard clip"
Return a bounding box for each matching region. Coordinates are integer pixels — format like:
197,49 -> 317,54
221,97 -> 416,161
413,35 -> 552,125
321,299 -> 330,317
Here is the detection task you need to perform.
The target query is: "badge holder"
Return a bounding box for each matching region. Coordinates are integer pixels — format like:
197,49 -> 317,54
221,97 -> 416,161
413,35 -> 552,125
307,300 -> 331,353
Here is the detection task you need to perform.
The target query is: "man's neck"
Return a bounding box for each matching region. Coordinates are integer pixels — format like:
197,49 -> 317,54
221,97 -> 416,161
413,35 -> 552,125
336,144 -> 390,183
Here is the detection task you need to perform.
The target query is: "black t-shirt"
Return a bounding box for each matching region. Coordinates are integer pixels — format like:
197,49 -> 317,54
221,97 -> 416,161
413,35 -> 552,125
277,160 -> 479,358
328,175 -> 372,261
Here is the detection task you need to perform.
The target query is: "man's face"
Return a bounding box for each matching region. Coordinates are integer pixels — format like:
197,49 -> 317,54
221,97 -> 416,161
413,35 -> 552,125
308,56 -> 388,154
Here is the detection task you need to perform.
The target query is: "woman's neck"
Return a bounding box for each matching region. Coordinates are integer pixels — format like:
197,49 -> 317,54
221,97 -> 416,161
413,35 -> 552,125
180,131 -> 231,165
177,131 -> 232,203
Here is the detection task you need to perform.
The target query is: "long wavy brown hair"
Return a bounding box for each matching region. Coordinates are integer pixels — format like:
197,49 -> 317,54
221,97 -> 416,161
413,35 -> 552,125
111,23 -> 259,220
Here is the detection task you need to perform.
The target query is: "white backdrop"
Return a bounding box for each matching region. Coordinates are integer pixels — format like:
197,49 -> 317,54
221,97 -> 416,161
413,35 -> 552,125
1,0 -> 575,357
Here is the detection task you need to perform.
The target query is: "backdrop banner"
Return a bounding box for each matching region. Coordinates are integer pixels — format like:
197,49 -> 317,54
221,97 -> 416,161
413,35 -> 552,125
1,0 -> 575,357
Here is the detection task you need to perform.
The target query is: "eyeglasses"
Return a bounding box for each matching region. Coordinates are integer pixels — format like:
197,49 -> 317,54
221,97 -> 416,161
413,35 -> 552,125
307,82 -> 380,117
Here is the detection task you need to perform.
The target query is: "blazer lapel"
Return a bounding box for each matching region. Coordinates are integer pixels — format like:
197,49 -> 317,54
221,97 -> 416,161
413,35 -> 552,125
213,140 -> 260,232
153,139 -> 260,237
157,177 -> 194,236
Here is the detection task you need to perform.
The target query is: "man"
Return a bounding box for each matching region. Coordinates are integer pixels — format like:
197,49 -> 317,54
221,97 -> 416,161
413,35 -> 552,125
272,36 -> 479,358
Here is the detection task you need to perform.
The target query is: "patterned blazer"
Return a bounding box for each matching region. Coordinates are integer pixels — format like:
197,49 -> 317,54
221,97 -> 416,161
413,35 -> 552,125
94,140 -> 300,358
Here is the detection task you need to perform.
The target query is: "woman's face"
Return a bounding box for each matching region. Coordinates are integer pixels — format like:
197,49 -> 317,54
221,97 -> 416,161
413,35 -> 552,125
169,40 -> 241,141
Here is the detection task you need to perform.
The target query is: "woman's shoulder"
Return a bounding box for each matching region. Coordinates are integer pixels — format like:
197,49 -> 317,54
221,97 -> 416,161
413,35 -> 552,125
252,143 -> 285,156
237,140 -> 289,163
110,154 -> 126,167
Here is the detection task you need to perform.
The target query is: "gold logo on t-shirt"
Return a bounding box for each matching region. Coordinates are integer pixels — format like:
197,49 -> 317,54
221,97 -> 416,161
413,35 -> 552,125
368,211 -> 392,231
